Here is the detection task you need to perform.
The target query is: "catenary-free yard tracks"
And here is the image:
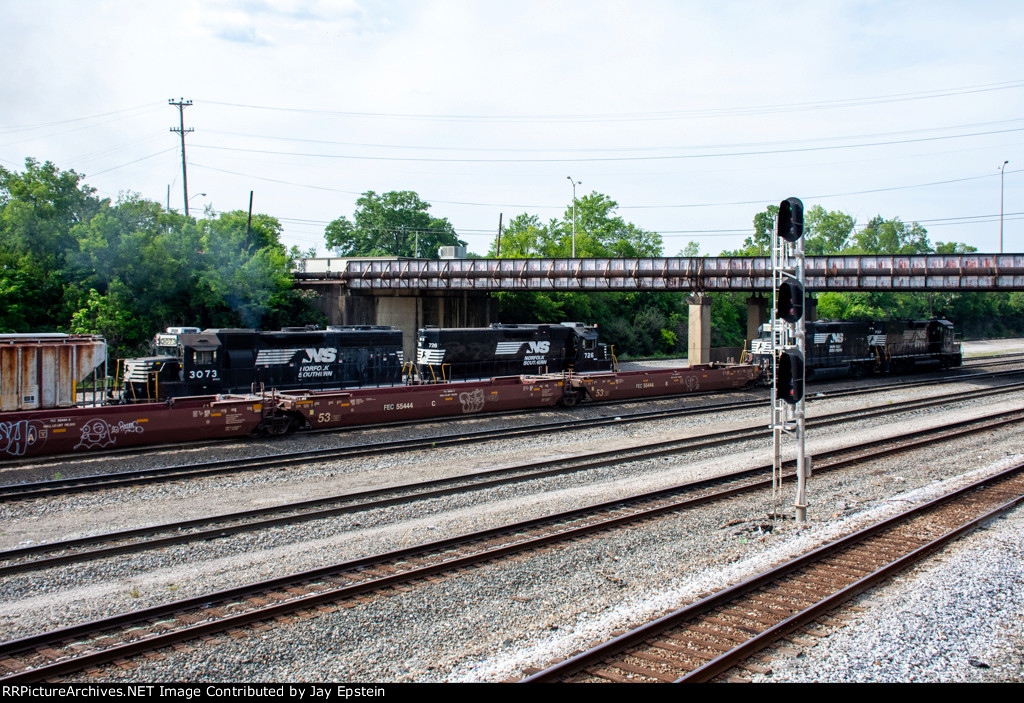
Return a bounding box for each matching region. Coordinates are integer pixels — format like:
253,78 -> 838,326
3,363 -> 1024,500
3,390 -> 1022,577
520,463 -> 1024,683
2,345 -> 1023,682
2,384 -> 1024,683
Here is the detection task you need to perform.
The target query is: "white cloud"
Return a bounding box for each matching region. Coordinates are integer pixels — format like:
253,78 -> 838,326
1,0 -> 1022,254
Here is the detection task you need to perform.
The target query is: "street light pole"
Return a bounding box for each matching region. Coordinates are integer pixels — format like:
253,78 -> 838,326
566,176 -> 581,257
1001,160 -> 1009,254
188,192 -> 207,214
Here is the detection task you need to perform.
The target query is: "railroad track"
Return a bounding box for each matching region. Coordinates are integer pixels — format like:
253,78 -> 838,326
1,402 -> 1021,681
520,463 -> 1024,683
3,391 -> 1024,577
1,356 -> 1018,474
4,369 -> 1024,501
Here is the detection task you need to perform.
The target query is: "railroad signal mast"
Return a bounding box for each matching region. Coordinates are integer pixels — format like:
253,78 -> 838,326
770,197 -> 810,525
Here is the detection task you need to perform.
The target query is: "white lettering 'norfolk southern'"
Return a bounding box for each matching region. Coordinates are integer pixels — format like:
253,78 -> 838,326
255,348 -> 338,365
495,341 -> 550,356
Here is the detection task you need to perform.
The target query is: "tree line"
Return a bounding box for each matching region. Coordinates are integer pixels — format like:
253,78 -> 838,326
0,158 -> 322,358
4,157 -> 1021,362
326,190 -> 1024,355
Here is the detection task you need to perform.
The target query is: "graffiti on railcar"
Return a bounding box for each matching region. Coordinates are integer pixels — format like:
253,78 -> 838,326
74,418 -> 145,451
0,419 -> 44,456
459,388 -> 486,414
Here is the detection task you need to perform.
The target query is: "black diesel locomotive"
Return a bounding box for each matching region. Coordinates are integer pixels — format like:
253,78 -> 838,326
123,326 -> 404,401
416,322 -> 613,381
749,318 -> 961,380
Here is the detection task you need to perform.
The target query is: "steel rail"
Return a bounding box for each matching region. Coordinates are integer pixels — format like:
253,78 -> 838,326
4,368 -> 1023,501
2,407 -> 1022,681
4,403 -> 1022,578
520,465 -> 1024,683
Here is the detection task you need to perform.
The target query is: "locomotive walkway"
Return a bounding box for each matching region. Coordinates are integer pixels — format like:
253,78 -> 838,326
295,253 -> 1024,292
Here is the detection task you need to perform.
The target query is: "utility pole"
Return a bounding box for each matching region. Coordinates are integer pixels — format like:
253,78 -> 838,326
169,98 -> 194,216
245,190 -> 253,252
1001,160 -> 1009,254
496,212 -> 503,257
566,177 -> 581,258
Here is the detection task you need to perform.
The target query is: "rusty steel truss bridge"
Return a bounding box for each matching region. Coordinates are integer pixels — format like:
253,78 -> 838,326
295,254 -> 1024,292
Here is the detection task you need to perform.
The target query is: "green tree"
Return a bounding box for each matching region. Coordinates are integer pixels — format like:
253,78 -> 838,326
725,203 -> 854,257
0,157 -> 101,262
489,213 -> 547,258
68,283 -> 148,354
552,192 -> 662,257
678,241 -> 702,257
324,191 -> 465,257
0,158 -> 103,329
67,199 -> 321,356
804,205 -> 855,255
488,193 -> 680,357
1,158 -> 323,355
723,204 -> 778,256
0,263 -> 41,332
850,215 -> 931,254
488,193 -> 662,259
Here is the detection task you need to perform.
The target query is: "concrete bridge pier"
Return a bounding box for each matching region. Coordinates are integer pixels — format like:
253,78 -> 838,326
746,295 -> 768,351
743,292 -> 818,350
687,295 -> 711,366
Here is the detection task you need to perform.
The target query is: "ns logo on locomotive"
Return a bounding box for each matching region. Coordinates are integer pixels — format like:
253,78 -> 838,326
122,321 -> 614,400
415,322 -> 612,382
748,318 -> 961,383
123,325 -> 404,401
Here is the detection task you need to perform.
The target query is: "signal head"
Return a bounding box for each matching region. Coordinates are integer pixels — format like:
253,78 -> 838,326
778,347 -> 805,404
778,197 -> 805,242
777,279 -> 805,323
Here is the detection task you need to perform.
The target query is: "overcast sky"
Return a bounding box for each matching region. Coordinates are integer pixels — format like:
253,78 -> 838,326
2,0 -> 1022,257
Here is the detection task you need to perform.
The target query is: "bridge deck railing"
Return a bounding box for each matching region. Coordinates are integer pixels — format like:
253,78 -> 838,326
294,254 -> 1024,292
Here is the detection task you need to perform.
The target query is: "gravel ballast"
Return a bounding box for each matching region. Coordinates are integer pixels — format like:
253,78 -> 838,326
2,365 -> 1023,683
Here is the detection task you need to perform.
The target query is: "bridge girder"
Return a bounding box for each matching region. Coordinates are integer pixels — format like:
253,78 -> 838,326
294,254 -> 1024,293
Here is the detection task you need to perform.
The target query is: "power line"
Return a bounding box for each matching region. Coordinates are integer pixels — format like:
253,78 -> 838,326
190,160 -> 1022,213
86,148 -> 177,177
190,126 -> 1024,164
623,168 -> 1024,209
203,117 -> 1024,155
0,103 -> 157,134
200,79 -> 1024,123
68,134 -> 168,167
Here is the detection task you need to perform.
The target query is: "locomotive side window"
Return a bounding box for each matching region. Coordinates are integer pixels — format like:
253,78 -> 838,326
194,350 -> 216,365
